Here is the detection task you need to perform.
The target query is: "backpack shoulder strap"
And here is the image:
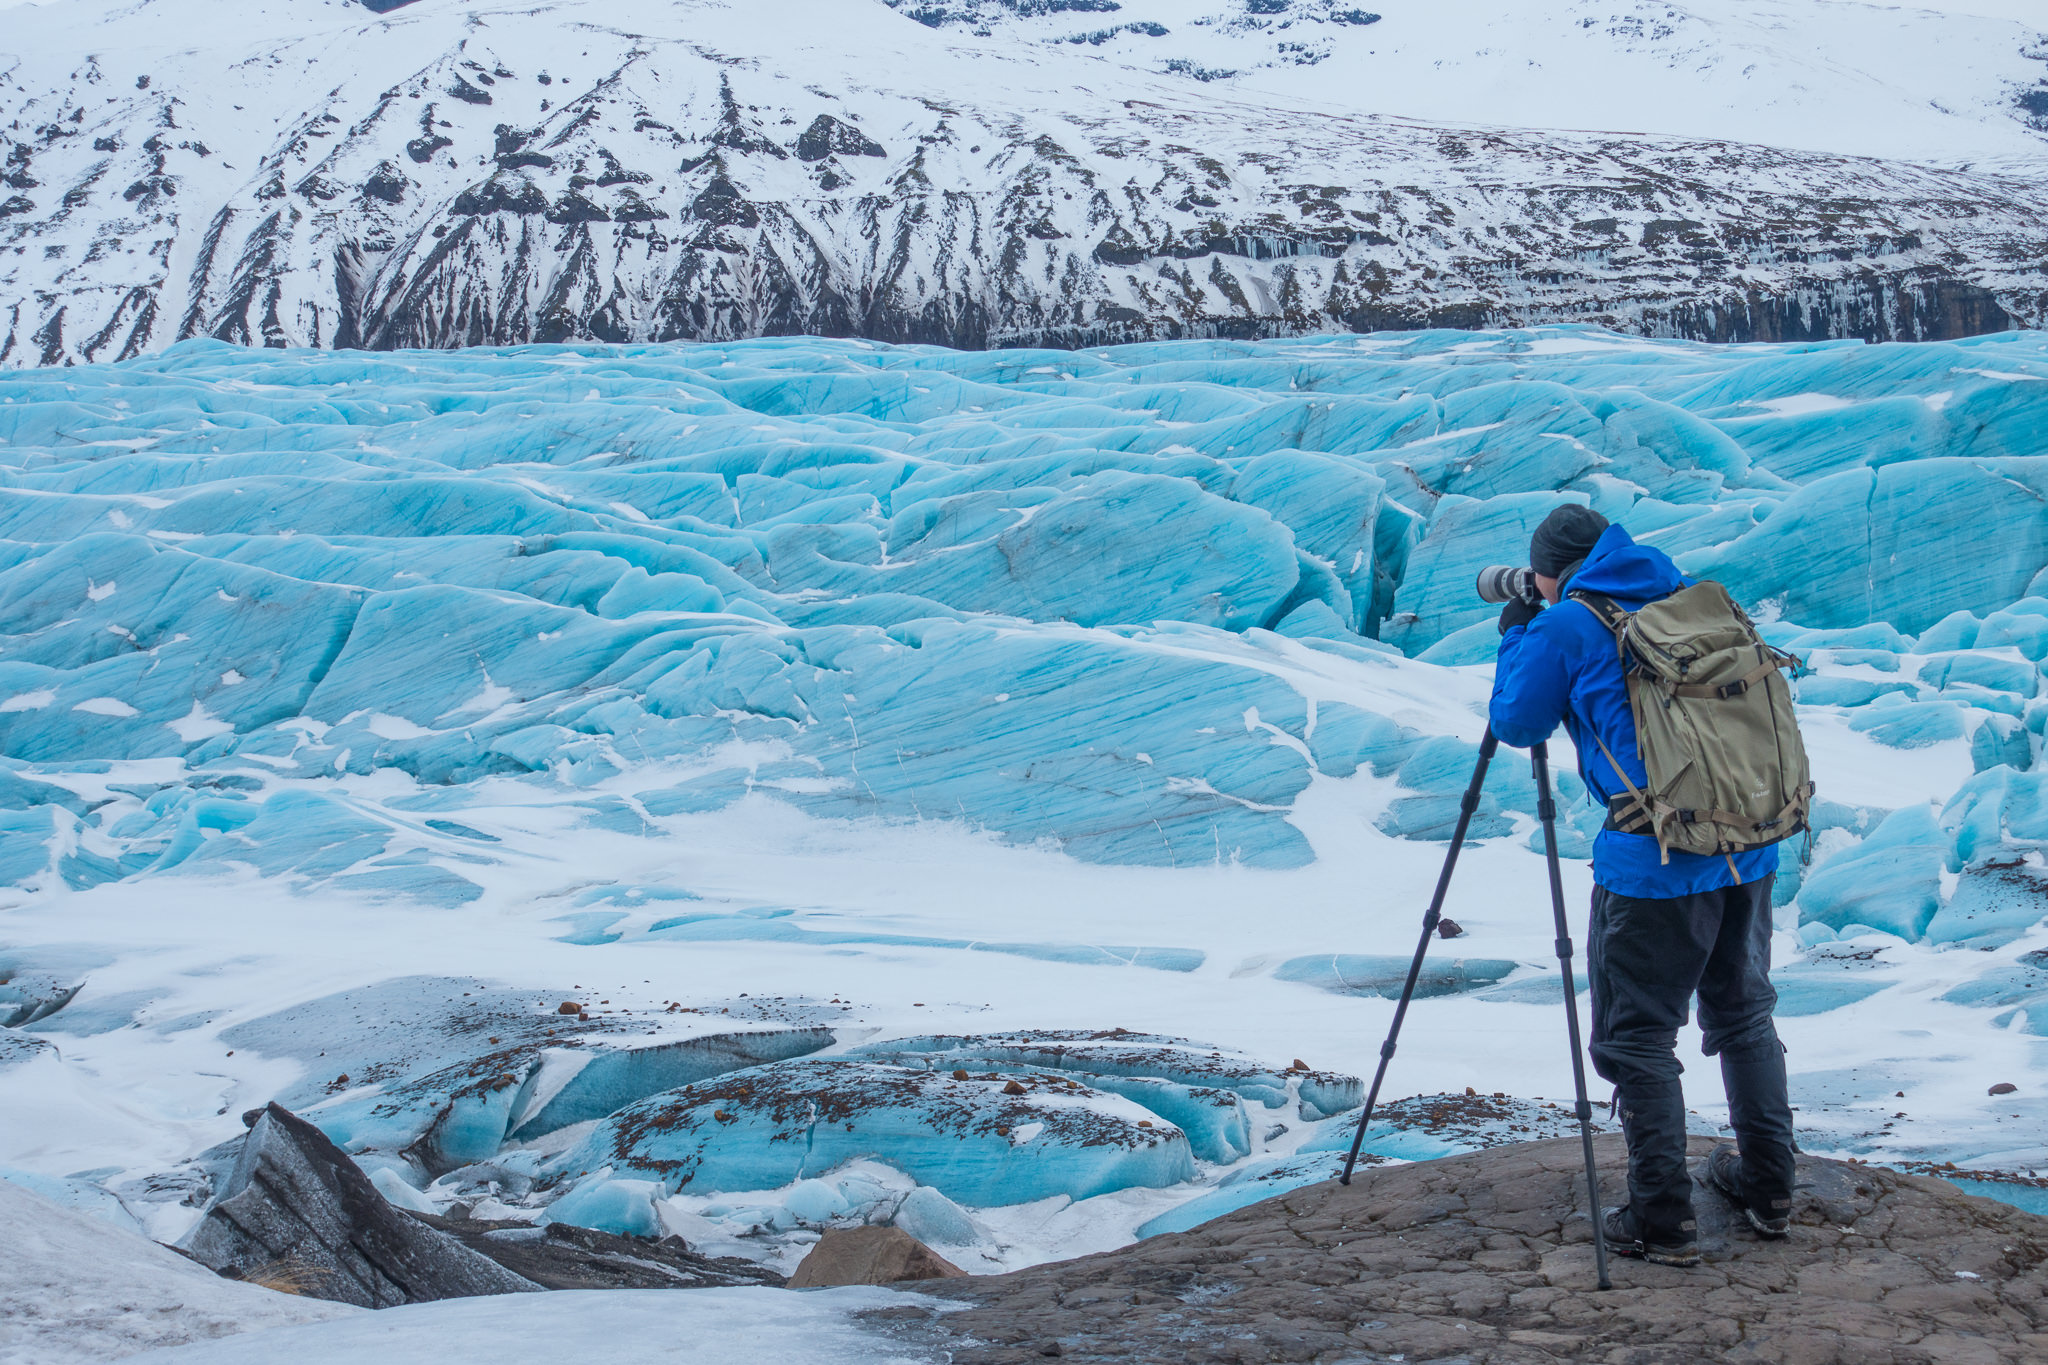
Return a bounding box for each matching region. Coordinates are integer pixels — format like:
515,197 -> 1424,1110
1568,589 -> 1628,637
1568,589 -> 1633,673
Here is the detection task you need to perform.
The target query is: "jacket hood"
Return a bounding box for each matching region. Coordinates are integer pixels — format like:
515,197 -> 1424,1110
1561,524 -> 1684,606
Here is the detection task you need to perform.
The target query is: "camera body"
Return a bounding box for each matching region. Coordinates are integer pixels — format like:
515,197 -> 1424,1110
1476,565 -> 1543,607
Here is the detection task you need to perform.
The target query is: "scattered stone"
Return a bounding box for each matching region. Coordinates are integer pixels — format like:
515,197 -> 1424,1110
787,1226 -> 967,1288
1001,1079 -> 1027,1096
179,1103 -> 540,1308
1436,917 -> 1465,939
556,1002 -> 581,1015
1990,1081 -> 2018,1095
404,1212 -> 785,1290
914,1135 -> 2048,1363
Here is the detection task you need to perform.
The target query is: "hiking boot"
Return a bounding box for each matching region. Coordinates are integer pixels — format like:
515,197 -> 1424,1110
1602,1206 -> 1699,1267
1704,1144 -> 1791,1239
1612,1083 -> 1697,1250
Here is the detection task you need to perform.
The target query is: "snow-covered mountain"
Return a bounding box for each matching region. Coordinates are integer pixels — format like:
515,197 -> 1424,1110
4,0 -> 2047,366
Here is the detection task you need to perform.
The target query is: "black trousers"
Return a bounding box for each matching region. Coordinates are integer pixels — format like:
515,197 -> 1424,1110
1587,875 -> 1796,1241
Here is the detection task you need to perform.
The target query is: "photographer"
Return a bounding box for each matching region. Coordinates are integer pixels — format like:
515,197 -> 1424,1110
1488,505 -> 1796,1268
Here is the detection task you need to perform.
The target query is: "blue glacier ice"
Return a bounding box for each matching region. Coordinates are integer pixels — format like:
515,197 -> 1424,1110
4,325 -> 2048,1232
1795,805 -> 1949,942
1,327 -> 2044,895
311,1023 -> 838,1172
844,1031 -> 1363,1154
1120,1089 -> 1632,1234
541,1175 -> 668,1240
892,1185 -> 986,1248
208,977 -> 836,1173
557,1058 -> 1198,1206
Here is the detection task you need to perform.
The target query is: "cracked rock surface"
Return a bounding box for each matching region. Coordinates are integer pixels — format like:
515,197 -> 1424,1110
898,1135 -> 2048,1363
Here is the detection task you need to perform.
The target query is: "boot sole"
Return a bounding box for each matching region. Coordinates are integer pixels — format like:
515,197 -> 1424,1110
1741,1208 -> 1790,1240
1703,1157 -> 1791,1241
1609,1240 -> 1701,1268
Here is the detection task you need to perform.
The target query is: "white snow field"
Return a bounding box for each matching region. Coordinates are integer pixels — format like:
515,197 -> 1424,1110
0,1175 -> 357,1363
0,324 -> 2045,1354
878,0 -> 2048,168
0,1175 -> 932,1364
115,1288 -> 942,1365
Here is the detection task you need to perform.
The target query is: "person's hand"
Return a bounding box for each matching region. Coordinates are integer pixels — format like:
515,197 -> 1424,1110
1498,597 -> 1542,634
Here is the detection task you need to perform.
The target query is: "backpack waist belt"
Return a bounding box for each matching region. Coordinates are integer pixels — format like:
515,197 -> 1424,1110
1602,786 -> 1816,839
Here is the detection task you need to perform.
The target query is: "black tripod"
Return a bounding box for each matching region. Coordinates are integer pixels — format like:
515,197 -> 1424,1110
1336,729 -> 1612,1290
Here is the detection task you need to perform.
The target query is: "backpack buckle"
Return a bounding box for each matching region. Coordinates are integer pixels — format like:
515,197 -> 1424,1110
1716,679 -> 1748,699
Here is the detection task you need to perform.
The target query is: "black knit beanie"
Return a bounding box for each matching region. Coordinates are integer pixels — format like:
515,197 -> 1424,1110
1528,505 -> 1610,578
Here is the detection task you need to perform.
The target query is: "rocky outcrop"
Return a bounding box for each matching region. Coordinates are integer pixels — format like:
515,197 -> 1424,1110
179,1103 -> 541,1307
906,1135 -> 2048,1363
406,1211 -> 786,1291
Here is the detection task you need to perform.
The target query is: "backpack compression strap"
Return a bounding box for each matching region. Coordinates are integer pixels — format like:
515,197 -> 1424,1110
1667,656 -> 1797,700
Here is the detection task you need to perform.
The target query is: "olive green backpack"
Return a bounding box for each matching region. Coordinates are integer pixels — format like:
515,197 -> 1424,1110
1571,581 -> 1814,866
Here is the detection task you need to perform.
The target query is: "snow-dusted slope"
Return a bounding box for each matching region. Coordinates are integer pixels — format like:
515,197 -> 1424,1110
0,1176 -> 356,1363
883,0 -> 2048,168
3,0 -> 2047,367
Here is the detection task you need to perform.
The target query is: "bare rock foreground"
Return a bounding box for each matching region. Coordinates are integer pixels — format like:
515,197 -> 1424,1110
894,1135 -> 2048,1364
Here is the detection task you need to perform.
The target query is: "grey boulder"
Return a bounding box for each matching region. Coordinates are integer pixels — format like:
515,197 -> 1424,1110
179,1103 -> 538,1307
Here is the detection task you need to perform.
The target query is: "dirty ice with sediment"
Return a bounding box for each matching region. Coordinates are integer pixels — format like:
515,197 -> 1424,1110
2,326 -> 2045,1319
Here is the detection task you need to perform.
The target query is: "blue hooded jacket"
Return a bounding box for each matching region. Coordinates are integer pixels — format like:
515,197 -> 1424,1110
1489,523 -> 1777,898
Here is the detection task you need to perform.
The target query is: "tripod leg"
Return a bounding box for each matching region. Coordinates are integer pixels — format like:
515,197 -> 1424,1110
1339,729 -> 1499,1185
1532,741 -> 1612,1290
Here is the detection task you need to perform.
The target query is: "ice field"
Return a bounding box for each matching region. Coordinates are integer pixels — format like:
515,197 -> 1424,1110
0,326 -> 2045,1281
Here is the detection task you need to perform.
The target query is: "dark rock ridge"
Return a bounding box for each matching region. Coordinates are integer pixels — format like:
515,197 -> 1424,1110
180,1103 -> 541,1307
901,1135 -> 2048,1364
4,22 -> 2047,367
406,1210 -> 786,1291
